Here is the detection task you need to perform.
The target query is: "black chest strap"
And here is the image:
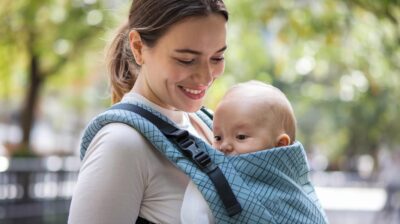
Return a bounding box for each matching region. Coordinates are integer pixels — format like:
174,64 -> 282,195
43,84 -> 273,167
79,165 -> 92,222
109,103 -> 242,217
136,216 -> 154,224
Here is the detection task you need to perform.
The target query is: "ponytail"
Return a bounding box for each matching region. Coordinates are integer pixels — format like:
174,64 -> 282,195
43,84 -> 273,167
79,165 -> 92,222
106,22 -> 139,103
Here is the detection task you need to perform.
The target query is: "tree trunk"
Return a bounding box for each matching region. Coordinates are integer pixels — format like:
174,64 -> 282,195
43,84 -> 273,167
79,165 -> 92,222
19,53 -> 42,154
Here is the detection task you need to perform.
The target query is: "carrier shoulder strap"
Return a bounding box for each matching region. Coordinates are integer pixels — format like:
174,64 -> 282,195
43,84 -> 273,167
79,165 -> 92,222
200,106 -> 214,120
109,103 -> 242,217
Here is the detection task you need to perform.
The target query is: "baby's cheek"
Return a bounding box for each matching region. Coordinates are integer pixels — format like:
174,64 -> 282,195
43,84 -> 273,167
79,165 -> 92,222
212,142 -> 219,149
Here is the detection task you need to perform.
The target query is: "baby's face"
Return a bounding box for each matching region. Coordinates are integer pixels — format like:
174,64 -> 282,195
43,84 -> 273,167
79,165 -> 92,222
212,99 -> 276,155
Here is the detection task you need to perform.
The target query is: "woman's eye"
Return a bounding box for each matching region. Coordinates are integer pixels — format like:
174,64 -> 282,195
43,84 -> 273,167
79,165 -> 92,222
214,136 -> 222,141
211,57 -> 224,63
177,59 -> 195,65
236,135 -> 247,140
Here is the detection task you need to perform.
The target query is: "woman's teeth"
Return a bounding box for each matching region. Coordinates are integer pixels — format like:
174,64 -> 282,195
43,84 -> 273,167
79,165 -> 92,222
182,88 -> 202,94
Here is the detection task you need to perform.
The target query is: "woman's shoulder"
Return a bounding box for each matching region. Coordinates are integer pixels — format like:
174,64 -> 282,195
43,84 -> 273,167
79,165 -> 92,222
83,123 -> 152,163
95,122 -> 146,144
96,122 -> 147,146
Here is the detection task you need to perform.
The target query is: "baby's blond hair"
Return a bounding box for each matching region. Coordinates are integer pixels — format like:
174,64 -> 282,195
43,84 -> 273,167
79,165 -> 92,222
225,80 -> 297,143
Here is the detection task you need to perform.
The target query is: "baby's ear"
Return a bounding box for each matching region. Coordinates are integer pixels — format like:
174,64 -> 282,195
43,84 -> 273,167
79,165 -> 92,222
275,134 -> 290,147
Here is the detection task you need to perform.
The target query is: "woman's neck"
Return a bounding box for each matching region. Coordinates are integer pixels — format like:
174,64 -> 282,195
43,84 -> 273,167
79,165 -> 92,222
123,92 -> 213,145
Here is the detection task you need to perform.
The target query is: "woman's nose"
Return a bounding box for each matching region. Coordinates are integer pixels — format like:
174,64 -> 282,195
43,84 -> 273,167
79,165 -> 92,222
195,62 -> 213,86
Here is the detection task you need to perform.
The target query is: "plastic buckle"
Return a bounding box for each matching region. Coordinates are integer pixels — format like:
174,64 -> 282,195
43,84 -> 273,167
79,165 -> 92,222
166,129 -> 186,137
168,130 -> 216,173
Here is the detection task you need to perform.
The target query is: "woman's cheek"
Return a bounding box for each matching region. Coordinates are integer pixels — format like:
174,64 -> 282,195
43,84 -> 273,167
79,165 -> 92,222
214,63 -> 225,78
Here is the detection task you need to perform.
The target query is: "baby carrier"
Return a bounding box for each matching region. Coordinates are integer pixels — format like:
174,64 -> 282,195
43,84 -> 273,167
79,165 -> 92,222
80,101 -> 328,224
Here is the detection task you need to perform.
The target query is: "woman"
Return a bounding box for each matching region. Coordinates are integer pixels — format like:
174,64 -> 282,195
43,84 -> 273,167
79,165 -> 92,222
69,0 -> 228,223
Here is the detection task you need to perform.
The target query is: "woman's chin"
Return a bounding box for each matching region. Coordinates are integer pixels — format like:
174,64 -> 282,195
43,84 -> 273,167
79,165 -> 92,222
178,103 -> 203,113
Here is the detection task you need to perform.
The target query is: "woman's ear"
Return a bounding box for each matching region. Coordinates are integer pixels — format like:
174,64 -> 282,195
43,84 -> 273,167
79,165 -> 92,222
275,133 -> 290,147
129,30 -> 144,65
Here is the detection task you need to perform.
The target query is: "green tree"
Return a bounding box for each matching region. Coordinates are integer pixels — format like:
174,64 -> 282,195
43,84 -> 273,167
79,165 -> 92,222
0,0 -> 110,155
219,0 -> 400,170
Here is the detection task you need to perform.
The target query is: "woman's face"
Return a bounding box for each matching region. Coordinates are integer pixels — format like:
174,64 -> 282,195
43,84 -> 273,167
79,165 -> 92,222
132,14 -> 227,112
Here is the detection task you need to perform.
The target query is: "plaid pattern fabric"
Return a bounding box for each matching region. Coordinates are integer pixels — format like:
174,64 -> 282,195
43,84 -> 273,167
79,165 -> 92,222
80,102 -> 328,224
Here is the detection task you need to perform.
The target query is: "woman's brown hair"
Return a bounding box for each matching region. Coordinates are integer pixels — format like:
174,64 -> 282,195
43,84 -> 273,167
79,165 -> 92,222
106,0 -> 228,103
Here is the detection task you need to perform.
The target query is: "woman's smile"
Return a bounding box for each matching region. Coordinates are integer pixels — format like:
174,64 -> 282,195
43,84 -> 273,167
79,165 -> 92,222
179,85 -> 207,100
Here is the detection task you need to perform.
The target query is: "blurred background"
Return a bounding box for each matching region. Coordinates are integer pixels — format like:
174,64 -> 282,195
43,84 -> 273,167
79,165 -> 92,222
0,0 -> 399,223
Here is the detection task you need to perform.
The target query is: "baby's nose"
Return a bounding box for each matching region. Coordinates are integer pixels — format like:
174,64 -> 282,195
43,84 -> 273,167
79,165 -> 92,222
219,141 -> 233,154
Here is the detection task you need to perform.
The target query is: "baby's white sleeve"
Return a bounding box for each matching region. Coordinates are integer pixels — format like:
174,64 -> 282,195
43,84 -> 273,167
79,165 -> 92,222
68,123 -> 149,224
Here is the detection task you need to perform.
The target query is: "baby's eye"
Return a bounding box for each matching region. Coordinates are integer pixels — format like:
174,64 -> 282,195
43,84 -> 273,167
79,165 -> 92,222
214,136 -> 222,141
236,134 -> 247,140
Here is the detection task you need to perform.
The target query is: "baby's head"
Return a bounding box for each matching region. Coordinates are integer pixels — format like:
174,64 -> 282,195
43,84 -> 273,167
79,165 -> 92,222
212,81 -> 296,155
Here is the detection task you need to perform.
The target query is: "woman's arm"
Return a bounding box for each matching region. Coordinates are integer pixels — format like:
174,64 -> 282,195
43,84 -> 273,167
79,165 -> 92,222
68,123 -> 149,224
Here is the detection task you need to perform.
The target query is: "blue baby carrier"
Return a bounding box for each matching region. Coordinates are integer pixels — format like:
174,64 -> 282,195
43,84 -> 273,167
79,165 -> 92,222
80,101 -> 328,224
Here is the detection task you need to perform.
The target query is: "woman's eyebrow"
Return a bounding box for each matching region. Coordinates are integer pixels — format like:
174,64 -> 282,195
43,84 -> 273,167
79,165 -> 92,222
174,46 -> 227,55
216,46 -> 227,53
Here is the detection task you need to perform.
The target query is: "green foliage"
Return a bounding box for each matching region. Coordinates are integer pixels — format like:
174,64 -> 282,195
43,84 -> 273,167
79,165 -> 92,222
0,0 -> 111,100
219,0 -> 400,170
0,0 -> 115,155
1,0 -> 399,168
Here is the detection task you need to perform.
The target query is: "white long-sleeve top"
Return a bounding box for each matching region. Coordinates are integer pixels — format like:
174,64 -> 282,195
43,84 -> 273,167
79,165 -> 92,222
68,92 -> 214,224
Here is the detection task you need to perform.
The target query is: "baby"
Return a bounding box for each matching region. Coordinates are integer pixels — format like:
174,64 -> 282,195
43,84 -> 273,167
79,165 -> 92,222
212,80 -> 296,154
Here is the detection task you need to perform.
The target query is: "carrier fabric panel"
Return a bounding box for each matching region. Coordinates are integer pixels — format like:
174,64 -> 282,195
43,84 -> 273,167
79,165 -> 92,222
80,102 -> 328,224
